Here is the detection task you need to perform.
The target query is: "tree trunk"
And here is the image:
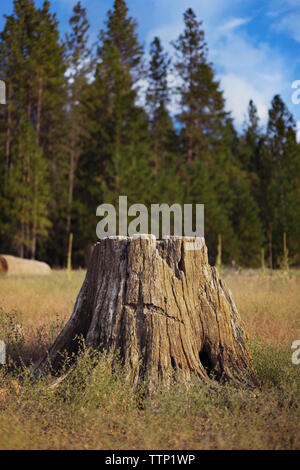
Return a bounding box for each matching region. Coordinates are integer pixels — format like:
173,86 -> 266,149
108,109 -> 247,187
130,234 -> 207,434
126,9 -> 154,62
268,226 -> 273,270
31,190 -> 37,260
36,77 -> 43,140
66,148 -> 78,239
35,236 -> 255,387
5,82 -> 12,171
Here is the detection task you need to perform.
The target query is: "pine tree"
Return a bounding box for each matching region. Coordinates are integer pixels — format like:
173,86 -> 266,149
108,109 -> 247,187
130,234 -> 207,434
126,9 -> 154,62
147,36 -> 171,172
146,36 -> 182,203
232,100 -> 266,266
0,1 -> 299,268
76,0 -> 154,254
172,8 -> 228,164
228,170 -> 264,266
65,2 -> 92,243
4,115 -> 50,258
102,0 -> 143,78
266,95 -> 300,266
0,11 -> 19,171
96,0 -> 150,202
172,8 -> 239,263
33,1 -> 68,265
0,0 -> 67,264
238,100 -> 261,173
147,37 -> 169,109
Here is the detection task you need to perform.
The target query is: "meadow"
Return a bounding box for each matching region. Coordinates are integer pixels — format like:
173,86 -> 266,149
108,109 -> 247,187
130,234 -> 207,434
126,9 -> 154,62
0,269 -> 299,450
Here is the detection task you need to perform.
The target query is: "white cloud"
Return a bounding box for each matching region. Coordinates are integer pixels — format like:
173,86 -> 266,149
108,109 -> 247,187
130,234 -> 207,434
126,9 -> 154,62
271,12 -> 300,43
218,17 -> 250,33
145,0 -> 243,49
144,0 -> 298,131
211,27 -> 289,127
221,74 -> 269,125
266,0 -> 300,42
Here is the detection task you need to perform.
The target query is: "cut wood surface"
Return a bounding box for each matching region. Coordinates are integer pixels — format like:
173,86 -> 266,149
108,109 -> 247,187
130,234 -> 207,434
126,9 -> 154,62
35,235 -> 255,387
0,254 -> 51,275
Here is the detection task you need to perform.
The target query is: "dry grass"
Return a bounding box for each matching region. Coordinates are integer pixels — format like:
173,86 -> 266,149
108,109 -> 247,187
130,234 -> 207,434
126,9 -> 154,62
225,269 -> 300,346
0,271 -> 85,362
0,270 -> 84,323
0,268 -> 299,450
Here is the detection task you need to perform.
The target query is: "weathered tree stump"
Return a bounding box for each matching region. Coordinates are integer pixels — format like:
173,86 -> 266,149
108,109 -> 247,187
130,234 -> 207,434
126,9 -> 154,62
35,235 -> 255,387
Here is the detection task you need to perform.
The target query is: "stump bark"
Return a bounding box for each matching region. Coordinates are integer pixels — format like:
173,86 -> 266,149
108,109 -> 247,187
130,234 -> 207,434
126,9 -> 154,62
35,236 -> 255,386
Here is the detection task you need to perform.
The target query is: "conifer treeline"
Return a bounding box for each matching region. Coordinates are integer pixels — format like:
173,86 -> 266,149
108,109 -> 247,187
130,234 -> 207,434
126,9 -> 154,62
0,0 -> 299,268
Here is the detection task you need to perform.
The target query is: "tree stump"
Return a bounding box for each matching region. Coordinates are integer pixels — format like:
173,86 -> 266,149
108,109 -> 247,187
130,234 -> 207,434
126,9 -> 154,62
35,235 -> 255,387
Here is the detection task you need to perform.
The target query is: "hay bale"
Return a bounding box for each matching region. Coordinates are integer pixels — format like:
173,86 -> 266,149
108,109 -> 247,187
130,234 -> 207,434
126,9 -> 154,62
0,255 -> 51,275
0,255 -> 8,273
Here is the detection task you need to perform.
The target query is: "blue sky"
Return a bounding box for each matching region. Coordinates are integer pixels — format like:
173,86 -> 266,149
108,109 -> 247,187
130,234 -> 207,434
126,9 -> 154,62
1,0 -> 300,135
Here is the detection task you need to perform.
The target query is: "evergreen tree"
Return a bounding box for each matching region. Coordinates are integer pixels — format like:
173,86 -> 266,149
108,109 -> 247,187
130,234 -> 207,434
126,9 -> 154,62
173,8 -> 239,263
265,95 -> 300,266
103,0 -> 143,79
34,1 -> 68,265
172,8 -> 228,164
228,168 -> 264,266
65,2 -> 92,243
4,115 -> 50,258
76,0 -> 154,256
232,100 -> 266,265
0,0 -> 67,265
147,37 -> 169,107
146,36 -> 182,202
238,100 -> 261,173
0,1 -> 299,268
96,0 -> 150,203
0,11 -> 20,171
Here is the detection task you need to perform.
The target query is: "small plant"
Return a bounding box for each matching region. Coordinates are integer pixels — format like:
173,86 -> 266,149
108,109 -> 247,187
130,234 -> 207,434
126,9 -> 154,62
281,232 -> 289,276
216,234 -> 222,273
261,248 -> 266,278
67,232 -> 73,281
0,307 -> 25,365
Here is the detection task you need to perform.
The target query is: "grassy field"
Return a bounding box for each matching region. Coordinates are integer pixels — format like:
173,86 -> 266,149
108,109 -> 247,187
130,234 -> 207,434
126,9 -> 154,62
0,269 -> 299,450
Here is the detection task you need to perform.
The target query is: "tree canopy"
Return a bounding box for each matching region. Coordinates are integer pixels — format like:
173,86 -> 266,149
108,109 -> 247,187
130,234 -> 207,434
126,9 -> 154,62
0,1 -> 299,268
